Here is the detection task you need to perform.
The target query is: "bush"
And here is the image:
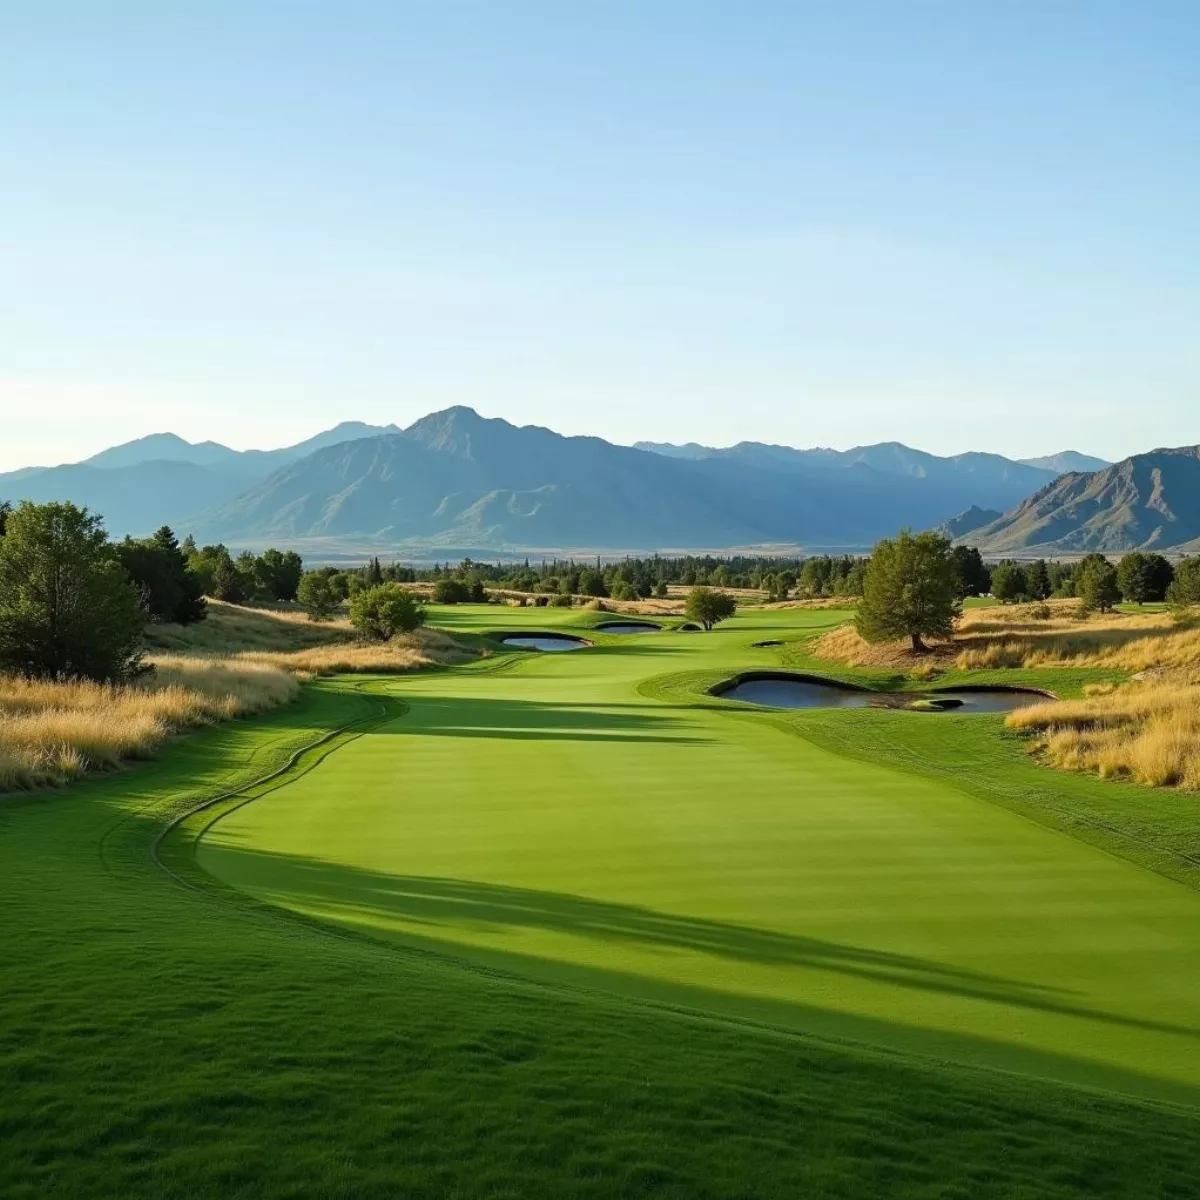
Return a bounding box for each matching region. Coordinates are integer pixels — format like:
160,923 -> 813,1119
551,593 -> 573,607
349,584 -> 425,640
432,578 -> 472,605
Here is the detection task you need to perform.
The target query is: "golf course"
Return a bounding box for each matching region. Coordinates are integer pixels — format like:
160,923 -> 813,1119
5,603 -> 1200,1197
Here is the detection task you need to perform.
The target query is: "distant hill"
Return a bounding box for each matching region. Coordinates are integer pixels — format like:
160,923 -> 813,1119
936,506 -> 1003,540
1017,450 -> 1110,475
0,461 -> 244,537
635,438 -> 1057,513
193,407 -> 1052,551
0,421 -> 402,537
966,447 -> 1200,554
4,409 -> 1123,551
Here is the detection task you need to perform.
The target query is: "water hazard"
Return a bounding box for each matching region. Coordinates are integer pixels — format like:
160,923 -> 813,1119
596,623 -> 662,635
717,675 -> 1049,714
500,634 -> 588,652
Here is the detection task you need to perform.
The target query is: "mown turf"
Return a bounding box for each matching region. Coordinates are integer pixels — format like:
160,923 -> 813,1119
4,606 -> 1200,1197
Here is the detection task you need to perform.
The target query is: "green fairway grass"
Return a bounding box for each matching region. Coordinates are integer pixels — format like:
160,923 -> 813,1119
6,603 -> 1200,1197
193,607 -> 1200,1106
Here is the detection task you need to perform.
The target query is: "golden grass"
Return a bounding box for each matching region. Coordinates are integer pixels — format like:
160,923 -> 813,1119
1006,671 -> 1200,790
814,601 -> 1200,674
1,599 -> 480,793
242,628 -> 479,676
0,658 -> 299,792
146,599 -> 354,654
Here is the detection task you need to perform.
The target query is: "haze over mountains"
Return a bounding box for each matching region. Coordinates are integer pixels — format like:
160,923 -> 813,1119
3,406 -> 1185,556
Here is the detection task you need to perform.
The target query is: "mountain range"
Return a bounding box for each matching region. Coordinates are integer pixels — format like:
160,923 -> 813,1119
2,408 -> 1176,556
962,447 -> 1200,555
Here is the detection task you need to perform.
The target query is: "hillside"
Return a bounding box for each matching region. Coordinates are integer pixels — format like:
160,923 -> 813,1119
0,421 -> 402,537
967,446 -> 1200,554
1,409 -> 1127,551
196,407 -> 1053,551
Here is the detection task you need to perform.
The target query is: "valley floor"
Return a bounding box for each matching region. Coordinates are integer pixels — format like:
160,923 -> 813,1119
4,606 -> 1200,1197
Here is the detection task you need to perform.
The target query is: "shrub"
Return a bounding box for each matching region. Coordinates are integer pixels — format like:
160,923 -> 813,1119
432,578 -> 472,605
349,584 -> 425,640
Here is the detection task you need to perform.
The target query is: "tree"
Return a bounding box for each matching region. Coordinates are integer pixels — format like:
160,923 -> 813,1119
349,584 -> 425,640
117,526 -> 206,624
653,580 -> 668,599
855,530 -> 960,652
210,553 -> 246,603
578,568 -> 609,598
1077,558 -> 1120,613
1117,552 -> 1153,604
432,578 -> 472,604
1027,559 -> 1051,601
684,586 -> 737,631
297,572 -> 339,621
0,500 -> 11,538
949,545 -> 990,599
989,561 -> 1028,604
1166,557 -> 1200,606
256,548 -> 304,602
0,501 -> 144,681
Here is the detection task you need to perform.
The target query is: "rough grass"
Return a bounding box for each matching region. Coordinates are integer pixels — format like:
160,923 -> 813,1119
1007,671 -> 1200,790
242,627 -> 480,675
0,659 -> 298,791
815,601 -> 1200,673
145,599 -> 355,654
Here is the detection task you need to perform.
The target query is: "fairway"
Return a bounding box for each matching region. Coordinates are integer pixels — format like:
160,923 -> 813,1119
196,607 -> 1200,1106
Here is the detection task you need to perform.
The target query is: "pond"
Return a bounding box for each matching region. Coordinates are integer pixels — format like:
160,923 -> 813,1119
596,622 -> 662,635
499,634 -> 588,652
715,674 -> 1051,714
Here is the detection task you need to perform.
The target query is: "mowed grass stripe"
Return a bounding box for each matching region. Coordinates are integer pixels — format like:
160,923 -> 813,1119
197,607 -> 1200,1105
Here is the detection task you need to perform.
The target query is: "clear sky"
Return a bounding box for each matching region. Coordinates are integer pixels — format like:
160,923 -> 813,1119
1,1 -> 1197,470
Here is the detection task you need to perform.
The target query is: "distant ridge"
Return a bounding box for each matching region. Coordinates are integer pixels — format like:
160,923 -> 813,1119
966,446 -> 1200,554
1017,450 -> 1110,475
0,409 -> 1155,552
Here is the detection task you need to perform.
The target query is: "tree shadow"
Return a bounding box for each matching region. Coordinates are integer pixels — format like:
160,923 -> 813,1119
370,694 -> 714,745
198,848 -> 1200,1043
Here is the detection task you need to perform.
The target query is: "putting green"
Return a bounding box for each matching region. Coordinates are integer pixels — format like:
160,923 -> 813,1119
197,607 -> 1200,1105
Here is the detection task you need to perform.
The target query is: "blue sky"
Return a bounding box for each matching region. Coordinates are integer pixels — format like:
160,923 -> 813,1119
1,1 -> 1196,469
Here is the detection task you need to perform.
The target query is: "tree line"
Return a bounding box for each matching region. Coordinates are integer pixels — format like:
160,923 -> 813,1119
0,500 -> 313,683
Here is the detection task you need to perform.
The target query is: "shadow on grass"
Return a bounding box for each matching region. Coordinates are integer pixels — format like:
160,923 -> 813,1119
197,848 -> 1200,1044
371,694 -> 714,745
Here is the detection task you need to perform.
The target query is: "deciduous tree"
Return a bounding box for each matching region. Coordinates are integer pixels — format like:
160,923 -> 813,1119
0,501 -> 144,681
855,530 -> 960,652
684,586 -> 736,631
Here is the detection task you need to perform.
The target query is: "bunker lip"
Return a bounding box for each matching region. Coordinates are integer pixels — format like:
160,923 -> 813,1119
710,670 -> 1054,712
496,632 -> 591,652
595,621 -> 663,634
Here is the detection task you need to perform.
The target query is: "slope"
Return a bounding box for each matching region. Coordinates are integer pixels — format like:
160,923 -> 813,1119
969,446 -> 1200,554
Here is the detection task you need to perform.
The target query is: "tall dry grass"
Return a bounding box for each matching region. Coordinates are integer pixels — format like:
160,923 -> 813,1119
0,659 -> 298,792
815,601 -> 1200,673
243,628 -> 479,675
2,600 -> 480,793
1006,672 -> 1200,790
